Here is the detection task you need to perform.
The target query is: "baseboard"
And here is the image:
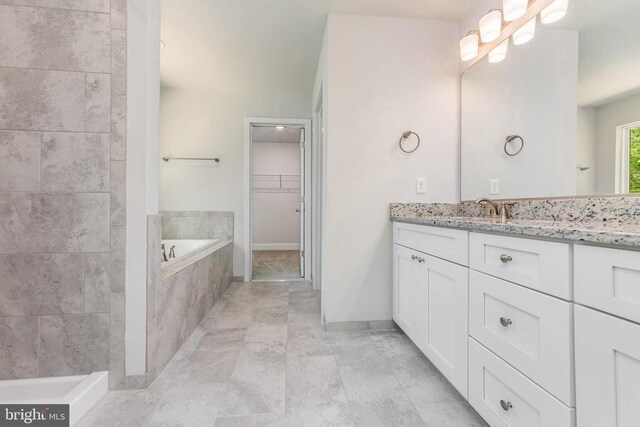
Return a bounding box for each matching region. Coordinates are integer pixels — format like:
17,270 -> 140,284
252,243 -> 300,251
324,320 -> 398,332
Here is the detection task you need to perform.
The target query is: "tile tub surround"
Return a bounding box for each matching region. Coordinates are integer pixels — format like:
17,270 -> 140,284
78,281 -> 487,427
147,243 -> 233,382
160,211 -> 234,241
391,197 -> 640,248
0,1 -> 133,387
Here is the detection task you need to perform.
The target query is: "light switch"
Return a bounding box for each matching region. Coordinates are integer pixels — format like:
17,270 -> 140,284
490,179 -> 499,195
416,178 -> 426,194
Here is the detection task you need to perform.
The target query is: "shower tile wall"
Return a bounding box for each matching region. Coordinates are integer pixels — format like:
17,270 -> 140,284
0,0 -> 130,387
160,211 -> 234,241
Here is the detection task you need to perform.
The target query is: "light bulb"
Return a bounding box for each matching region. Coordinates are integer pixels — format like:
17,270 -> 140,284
489,39 -> 509,63
459,31 -> 479,61
512,17 -> 536,45
503,0 -> 528,21
479,10 -> 503,43
541,0 -> 569,24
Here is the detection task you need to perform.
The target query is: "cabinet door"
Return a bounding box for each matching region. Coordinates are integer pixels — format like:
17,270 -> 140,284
393,244 -> 428,347
394,243 -> 469,397
575,306 -> 640,427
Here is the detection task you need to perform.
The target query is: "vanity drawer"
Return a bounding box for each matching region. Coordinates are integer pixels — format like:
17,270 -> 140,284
574,245 -> 640,324
469,270 -> 574,406
469,339 -> 576,427
469,232 -> 572,300
393,222 -> 469,266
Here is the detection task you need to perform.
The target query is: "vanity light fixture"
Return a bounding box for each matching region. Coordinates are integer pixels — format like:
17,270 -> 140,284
540,0 -> 569,24
460,31 -> 480,61
503,0 -> 528,21
512,17 -> 536,45
489,39 -> 509,63
479,10 -> 503,43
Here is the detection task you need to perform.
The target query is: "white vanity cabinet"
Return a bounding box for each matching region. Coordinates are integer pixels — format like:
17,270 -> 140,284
392,223 -> 469,397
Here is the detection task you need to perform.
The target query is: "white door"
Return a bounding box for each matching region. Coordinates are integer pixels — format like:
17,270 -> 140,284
575,305 -> 640,427
299,128 -> 305,278
393,244 -> 469,397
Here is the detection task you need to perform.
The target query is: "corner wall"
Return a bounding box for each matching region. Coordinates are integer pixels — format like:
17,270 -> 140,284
321,14 -> 460,323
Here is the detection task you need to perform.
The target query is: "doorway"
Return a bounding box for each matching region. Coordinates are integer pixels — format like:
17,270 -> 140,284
244,118 -> 311,281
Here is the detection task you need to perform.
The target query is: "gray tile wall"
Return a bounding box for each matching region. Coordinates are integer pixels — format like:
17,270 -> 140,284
0,1 -> 130,385
147,243 -> 233,383
160,211 -> 234,241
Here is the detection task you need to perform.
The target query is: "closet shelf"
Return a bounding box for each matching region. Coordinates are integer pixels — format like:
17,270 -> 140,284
252,174 -> 301,193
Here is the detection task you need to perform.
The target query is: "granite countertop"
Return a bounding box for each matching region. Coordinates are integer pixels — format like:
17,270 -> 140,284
391,215 -> 640,247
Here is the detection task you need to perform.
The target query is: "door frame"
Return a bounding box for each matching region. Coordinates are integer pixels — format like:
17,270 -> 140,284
615,120 -> 640,194
243,117 -> 312,281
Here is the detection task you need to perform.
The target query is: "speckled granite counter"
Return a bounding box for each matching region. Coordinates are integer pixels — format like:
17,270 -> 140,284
391,197 -> 640,248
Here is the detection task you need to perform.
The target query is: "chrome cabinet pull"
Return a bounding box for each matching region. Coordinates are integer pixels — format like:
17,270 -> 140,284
411,255 -> 425,263
500,254 -> 513,263
500,400 -> 513,411
500,317 -> 513,327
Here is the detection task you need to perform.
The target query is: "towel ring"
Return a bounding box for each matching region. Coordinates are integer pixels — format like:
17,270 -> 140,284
504,135 -> 524,157
399,131 -> 420,153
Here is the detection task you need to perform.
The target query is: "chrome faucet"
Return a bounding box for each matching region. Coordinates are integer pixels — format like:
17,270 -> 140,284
169,245 -> 176,259
161,243 -> 168,262
474,198 -> 499,218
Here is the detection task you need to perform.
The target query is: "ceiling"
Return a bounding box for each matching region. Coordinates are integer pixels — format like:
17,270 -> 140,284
251,126 -> 302,144
160,0 -> 476,93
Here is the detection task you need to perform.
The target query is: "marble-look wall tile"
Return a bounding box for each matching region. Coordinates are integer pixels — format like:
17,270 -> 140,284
111,30 -> 126,95
31,0 -> 109,13
110,0 -> 126,29
160,215 -> 179,239
41,132 -> 110,192
0,6 -> 109,72
0,192 -> 109,253
109,292 -> 125,389
84,253 -> 110,313
0,316 -> 39,380
0,131 -> 40,191
110,161 -> 126,226
159,211 -> 234,241
111,95 -> 126,160
146,215 -> 162,382
85,73 -> 110,132
39,313 -> 109,376
110,227 -> 126,293
0,254 -> 83,316
0,68 -> 84,131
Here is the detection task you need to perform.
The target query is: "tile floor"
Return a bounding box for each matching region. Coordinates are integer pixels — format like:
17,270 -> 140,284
252,250 -> 301,281
78,281 -> 487,426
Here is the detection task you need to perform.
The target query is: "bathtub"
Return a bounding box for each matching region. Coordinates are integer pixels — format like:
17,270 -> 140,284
161,238 -> 229,280
0,372 -> 108,426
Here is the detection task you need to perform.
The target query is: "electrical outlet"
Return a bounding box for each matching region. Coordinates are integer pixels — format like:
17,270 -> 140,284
416,178 -> 426,194
490,179 -> 499,195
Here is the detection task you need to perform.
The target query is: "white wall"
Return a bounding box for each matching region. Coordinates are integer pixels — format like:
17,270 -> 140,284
595,92 -> 640,193
159,88 -> 310,276
577,107 -> 597,194
251,141 -> 301,249
461,29 -> 578,200
321,14 -> 460,323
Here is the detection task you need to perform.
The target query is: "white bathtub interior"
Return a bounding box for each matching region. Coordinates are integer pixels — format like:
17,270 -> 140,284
0,371 -> 108,426
161,239 -> 221,268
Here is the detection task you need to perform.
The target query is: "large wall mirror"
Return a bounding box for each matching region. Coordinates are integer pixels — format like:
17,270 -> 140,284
461,0 -> 640,200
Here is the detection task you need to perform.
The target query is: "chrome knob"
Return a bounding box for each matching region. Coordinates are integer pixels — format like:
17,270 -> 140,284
500,400 -> 513,411
500,317 -> 513,327
500,254 -> 513,263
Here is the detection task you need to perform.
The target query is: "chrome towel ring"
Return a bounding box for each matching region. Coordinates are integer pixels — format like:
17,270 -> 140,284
504,135 -> 524,157
399,131 -> 420,153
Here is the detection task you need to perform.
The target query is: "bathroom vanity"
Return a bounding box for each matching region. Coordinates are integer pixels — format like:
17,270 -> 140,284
391,201 -> 640,427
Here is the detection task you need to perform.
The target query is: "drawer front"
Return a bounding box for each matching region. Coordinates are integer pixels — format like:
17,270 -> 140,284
469,339 -> 576,427
575,306 -> 640,427
469,271 -> 574,406
575,245 -> 640,324
469,232 -> 572,300
393,222 -> 469,266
